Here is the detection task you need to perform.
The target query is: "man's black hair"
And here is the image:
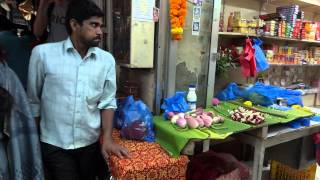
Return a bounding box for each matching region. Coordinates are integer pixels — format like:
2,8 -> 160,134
65,0 -> 104,35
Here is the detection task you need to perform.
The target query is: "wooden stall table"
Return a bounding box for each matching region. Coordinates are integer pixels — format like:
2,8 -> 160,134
234,122 -> 320,180
210,101 -> 318,180
107,130 -> 189,180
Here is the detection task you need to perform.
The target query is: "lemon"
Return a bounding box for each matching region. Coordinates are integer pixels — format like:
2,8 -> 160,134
244,101 -> 253,106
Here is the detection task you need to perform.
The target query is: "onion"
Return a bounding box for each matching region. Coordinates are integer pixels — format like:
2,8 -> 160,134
176,118 -> 187,128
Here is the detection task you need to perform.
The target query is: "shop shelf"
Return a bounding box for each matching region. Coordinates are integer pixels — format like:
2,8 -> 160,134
264,36 -> 320,44
268,0 -> 320,6
269,64 -> 320,66
218,32 -> 258,37
219,32 -> 320,44
265,0 -> 320,14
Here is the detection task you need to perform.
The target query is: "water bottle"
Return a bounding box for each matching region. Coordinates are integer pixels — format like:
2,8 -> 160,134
187,85 -> 197,111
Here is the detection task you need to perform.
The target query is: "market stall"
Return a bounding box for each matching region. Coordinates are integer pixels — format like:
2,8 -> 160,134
154,99 -> 315,154
108,0 -> 320,179
102,81 -> 314,179
3,0 -> 320,179
151,0 -> 319,179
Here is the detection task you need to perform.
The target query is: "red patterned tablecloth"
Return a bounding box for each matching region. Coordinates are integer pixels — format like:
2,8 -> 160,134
108,130 -> 189,180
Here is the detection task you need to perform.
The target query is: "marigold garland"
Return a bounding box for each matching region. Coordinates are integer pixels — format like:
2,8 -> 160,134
170,0 -> 187,40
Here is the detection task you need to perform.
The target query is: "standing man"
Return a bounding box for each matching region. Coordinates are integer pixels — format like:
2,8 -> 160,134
27,1 -> 129,180
33,0 -> 100,43
33,0 -> 71,42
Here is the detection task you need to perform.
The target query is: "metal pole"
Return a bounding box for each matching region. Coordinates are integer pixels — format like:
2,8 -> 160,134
206,0 -> 221,107
166,40 -> 177,98
155,0 -> 170,114
164,1 -> 177,99
106,0 -> 113,52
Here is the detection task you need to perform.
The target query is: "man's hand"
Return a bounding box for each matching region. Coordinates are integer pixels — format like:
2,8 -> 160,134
101,140 -> 130,159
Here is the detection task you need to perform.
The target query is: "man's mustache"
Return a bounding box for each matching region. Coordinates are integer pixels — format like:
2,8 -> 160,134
94,37 -> 102,40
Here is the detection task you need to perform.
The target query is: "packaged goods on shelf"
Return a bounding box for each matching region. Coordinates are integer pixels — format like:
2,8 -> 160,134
316,22 -> 320,41
227,12 -> 234,32
276,5 -> 299,26
293,19 -> 302,39
297,11 -> 304,20
226,11 -> 265,35
233,27 -> 256,34
223,4 -> 320,41
265,21 -> 276,36
302,21 -> 317,40
259,13 -> 285,21
265,44 -> 320,65
310,47 -> 320,60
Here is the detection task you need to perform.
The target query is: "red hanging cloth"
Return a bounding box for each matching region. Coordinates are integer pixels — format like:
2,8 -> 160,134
239,38 -> 257,77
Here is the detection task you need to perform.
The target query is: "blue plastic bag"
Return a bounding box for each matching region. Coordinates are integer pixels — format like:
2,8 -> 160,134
215,83 -> 239,101
216,82 -> 303,107
120,96 -> 155,142
253,38 -> 269,72
287,117 -> 312,129
113,96 -> 135,129
161,91 -> 190,119
216,83 -> 274,106
246,82 -> 303,106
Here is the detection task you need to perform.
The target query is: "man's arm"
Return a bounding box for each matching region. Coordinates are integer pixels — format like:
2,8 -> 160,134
27,47 -> 45,128
101,109 -> 114,143
33,0 -> 54,39
101,109 -> 129,159
98,58 -> 129,159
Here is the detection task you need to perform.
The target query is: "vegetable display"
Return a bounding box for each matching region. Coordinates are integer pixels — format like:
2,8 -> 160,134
167,108 -> 225,129
229,106 -> 265,125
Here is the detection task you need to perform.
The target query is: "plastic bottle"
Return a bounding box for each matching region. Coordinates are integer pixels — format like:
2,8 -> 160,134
219,12 -> 224,32
227,12 -> 234,32
187,85 -> 197,111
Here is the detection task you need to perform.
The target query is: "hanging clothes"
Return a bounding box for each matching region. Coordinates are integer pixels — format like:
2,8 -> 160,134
0,0 -> 32,32
253,38 -> 269,72
239,38 -> 257,77
0,63 -> 44,180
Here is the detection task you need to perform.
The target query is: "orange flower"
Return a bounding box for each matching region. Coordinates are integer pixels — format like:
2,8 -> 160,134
170,0 -> 187,40
171,19 -> 180,28
170,4 -> 180,10
179,9 -> 187,16
171,9 -> 180,16
173,34 -> 183,40
179,16 -> 185,25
